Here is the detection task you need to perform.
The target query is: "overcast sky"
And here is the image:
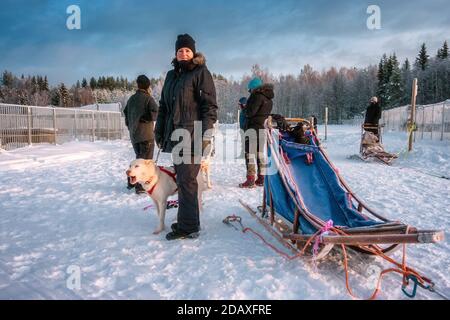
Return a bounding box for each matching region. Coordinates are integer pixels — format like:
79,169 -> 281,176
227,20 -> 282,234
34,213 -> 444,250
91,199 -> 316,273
0,0 -> 448,85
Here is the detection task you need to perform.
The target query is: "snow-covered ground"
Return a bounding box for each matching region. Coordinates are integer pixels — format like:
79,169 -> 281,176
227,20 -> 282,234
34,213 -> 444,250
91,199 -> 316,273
0,125 -> 449,300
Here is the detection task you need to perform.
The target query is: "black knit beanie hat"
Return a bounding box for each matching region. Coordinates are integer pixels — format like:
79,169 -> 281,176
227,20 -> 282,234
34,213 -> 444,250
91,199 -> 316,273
175,34 -> 196,54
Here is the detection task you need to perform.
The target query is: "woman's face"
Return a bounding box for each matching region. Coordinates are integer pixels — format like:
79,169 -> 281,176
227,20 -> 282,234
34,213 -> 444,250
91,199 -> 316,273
176,48 -> 194,62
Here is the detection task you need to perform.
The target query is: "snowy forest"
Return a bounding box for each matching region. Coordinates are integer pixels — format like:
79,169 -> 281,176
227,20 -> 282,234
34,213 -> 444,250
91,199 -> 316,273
1,41 -> 448,124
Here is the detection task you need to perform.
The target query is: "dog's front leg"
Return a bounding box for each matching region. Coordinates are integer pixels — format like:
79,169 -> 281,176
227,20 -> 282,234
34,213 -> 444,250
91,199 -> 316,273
207,168 -> 212,189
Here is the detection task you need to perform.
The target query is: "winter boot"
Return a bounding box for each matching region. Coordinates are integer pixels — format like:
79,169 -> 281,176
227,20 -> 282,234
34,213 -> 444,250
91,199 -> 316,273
255,174 -> 265,187
166,228 -> 200,241
239,175 -> 256,188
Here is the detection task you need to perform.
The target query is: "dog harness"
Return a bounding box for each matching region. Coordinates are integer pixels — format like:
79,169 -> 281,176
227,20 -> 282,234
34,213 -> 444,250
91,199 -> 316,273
145,166 -> 177,195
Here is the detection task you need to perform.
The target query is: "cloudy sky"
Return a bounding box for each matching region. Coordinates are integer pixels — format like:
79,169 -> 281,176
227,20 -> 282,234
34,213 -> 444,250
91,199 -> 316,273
0,0 -> 448,85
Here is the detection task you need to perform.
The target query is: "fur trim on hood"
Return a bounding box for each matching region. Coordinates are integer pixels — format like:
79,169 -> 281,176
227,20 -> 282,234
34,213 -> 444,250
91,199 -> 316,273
172,52 -> 206,72
255,83 -> 275,100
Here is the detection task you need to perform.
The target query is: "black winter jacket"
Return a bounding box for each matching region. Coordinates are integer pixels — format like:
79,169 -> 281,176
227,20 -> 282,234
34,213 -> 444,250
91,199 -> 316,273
364,102 -> 382,125
123,89 -> 158,143
245,84 -> 274,130
155,53 -> 218,153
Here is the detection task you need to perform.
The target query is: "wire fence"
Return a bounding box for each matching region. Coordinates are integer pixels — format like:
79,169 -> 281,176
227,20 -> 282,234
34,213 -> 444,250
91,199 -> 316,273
0,103 -> 126,151
382,100 -> 450,141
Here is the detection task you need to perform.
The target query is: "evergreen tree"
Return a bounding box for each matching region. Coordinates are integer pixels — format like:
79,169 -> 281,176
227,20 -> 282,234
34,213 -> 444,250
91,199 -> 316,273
386,54 -> 403,108
437,40 -> 449,59
76,80 -> 81,89
37,76 -> 43,91
59,83 -> 70,107
50,88 -> 60,106
106,76 -> 115,91
415,43 -> 429,71
100,76 -> 106,89
401,58 -> 413,105
43,76 -> 49,91
31,76 -> 38,94
2,70 -> 14,87
376,54 -> 389,107
90,77 -> 97,89
82,78 -> 88,88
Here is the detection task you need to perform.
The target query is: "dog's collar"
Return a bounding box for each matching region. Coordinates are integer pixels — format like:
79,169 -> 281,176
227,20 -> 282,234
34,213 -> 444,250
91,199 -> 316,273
147,183 -> 157,195
144,176 -> 158,195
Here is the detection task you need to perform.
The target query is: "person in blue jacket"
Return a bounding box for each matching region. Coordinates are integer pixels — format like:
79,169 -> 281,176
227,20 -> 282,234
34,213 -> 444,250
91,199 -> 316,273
238,97 -> 248,130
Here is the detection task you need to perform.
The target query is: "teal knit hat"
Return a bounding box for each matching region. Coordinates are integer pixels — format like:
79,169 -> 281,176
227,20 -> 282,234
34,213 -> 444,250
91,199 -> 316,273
248,77 -> 263,91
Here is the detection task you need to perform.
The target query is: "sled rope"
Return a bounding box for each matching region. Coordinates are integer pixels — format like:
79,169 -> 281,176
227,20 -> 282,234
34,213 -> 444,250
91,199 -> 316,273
399,166 -> 450,180
223,215 -> 303,261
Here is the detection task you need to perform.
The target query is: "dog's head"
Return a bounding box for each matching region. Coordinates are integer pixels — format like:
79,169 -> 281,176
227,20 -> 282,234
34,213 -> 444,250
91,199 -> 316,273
126,159 -> 157,185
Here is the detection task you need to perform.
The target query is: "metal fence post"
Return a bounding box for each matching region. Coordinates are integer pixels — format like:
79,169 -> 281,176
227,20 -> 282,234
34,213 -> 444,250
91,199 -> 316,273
119,116 -> 123,140
431,105 -> 435,140
92,111 -> 95,142
53,108 -> 57,145
107,112 -> 110,141
421,107 -> 425,140
27,107 -> 32,146
74,110 -> 78,140
441,101 -> 446,141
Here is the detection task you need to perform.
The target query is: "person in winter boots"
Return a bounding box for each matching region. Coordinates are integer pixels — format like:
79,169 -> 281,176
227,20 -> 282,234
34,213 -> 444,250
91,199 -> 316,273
239,77 -> 274,188
123,75 -> 158,194
155,33 -> 218,241
364,96 -> 382,136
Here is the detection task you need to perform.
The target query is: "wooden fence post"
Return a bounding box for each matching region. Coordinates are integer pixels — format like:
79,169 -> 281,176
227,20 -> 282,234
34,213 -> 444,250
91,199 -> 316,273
408,78 -> 418,152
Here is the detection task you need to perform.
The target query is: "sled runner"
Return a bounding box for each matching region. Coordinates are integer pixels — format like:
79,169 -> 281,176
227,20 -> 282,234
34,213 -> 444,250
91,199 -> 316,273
238,117 -> 444,299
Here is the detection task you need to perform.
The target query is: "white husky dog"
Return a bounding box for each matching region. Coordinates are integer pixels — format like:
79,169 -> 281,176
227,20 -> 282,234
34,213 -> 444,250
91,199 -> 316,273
126,159 -> 206,234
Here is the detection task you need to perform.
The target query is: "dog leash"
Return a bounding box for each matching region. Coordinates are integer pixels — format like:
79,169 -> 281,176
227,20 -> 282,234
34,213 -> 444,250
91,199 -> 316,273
155,148 -> 161,165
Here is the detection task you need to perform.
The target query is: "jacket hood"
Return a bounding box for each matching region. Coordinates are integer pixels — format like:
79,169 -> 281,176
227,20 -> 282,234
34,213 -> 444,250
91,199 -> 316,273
255,83 -> 274,100
172,52 -> 206,72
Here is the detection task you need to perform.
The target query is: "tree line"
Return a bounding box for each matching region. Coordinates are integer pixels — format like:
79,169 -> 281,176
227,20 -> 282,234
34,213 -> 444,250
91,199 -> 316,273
377,41 -> 449,109
1,40 -> 448,123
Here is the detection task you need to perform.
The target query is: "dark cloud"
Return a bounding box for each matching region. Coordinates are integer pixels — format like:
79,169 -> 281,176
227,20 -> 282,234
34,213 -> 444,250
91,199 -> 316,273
0,0 -> 448,85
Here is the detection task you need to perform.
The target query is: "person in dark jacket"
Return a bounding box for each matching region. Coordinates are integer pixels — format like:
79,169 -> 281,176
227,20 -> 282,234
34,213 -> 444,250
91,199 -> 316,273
155,34 -> 218,241
364,96 -> 382,135
123,75 -> 158,193
311,115 -> 318,134
239,77 -> 274,188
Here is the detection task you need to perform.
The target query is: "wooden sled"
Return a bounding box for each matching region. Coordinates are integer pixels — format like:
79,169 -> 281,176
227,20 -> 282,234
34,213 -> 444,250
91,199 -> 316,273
360,124 -> 398,166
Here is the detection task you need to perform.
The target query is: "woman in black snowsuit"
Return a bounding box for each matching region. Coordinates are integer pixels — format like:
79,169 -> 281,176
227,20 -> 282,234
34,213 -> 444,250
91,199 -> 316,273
155,34 -> 218,240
